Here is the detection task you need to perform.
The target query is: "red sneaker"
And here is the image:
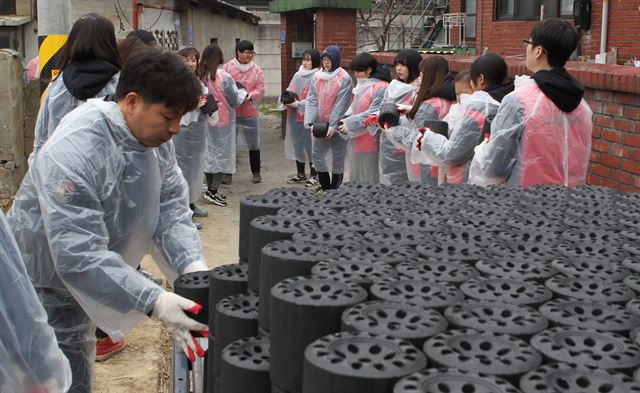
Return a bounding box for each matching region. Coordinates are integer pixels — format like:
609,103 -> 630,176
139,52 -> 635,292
96,337 -> 126,361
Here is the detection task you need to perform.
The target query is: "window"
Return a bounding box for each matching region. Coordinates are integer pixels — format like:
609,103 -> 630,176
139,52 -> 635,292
496,0 -> 574,20
464,0 -> 477,39
0,0 -> 16,15
0,29 -> 17,50
496,0 -> 542,20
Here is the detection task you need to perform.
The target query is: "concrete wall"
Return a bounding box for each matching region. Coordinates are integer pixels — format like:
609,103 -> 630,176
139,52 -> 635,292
0,50 -> 27,199
252,10 -> 280,97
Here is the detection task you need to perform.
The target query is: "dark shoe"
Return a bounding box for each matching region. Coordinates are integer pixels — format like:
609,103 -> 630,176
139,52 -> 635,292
252,173 -> 262,184
203,190 -> 227,207
191,205 -> 209,218
96,337 -> 126,361
287,174 -> 307,184
305,176 -> 319,187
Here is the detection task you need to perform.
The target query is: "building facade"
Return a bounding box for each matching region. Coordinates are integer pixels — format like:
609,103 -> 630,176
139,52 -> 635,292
450,0 -> 640,65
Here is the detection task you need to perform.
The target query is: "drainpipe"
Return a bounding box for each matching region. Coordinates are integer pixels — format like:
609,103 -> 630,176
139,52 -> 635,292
600,0 -> 609,53
132,0 -> 139,30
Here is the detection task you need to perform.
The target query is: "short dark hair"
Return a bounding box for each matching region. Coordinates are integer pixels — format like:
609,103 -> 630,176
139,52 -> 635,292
127,30 -> 157,46
302,49 -> 321,69
470,52 -> 507,86
350,52 -> 378,73
198,44 -> 224,80
118,36 -> 152,64
530,18 -> 578,68
59,13 -> 122,69
115,50 -> 201,115
393,49 -> 422,83
235,40 -> 254,54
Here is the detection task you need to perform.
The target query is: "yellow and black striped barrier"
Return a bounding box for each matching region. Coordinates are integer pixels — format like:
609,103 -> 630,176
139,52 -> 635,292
38,34 -> 67,99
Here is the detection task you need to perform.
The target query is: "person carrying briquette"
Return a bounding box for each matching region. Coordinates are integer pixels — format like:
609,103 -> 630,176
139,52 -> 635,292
337,52 -> 391,183
410,53 -> 505,184
282,49 -> 321,186
383,56 -> 456,185
374,49 -> 422,185
469,18 -> 593,188
200,44 -> 247,207
224,40 -> 265,184
32,13 -> 121,157
8,50 -> 211,393
304,45 -> 353,191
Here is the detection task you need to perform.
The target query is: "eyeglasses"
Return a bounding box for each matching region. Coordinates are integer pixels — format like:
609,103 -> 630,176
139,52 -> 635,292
522,39 -> 534,47
242,50 -> 255,55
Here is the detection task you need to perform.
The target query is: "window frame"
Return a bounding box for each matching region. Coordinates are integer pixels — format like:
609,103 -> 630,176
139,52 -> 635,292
495,0 -> 574,21
463,0 -> 477,40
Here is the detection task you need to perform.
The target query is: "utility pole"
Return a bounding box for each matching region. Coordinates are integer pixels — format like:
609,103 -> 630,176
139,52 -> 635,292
37,0 -> 71,95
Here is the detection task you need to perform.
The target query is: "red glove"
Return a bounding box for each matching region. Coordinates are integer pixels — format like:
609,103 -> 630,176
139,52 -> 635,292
416,127 -> 428,151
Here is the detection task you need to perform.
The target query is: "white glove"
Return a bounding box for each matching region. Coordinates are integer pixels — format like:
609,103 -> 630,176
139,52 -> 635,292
396,104 -> 413,113
286,100 -> 299,108
182,260 -> 209,275
152,291 -> 208,362
207,111 -> 219,128
325,126 -> 336,139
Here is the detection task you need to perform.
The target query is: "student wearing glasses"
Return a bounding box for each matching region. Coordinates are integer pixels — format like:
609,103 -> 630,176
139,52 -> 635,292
469,18 -> 593,187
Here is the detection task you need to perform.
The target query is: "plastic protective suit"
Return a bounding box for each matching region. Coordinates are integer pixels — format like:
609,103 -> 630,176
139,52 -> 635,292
411,90 -> 499,184
283,66 -> 318,163
377,79 -> 420,185
33,67 -> 119,157
203,68 -> 247,174
469,75 -> 593,187
304,67 -> 353,174
386,97 -> 453,185
341,78 -> 388,182
224,58 -> 265,150
0,210 -> 72,393
8,99 -> 207,392
174,82 -> 208,204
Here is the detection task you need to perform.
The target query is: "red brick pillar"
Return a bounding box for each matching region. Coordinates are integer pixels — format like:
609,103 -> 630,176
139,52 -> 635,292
280,10 -> 314,91
315,8 -> 357,67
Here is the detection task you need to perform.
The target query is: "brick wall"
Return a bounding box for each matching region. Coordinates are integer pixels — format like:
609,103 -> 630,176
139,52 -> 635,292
279,8 -> 357,91
451,0 -> 640,65
372,52 -> 640,192
279,10 -> 314,91
315,8 -> 357,62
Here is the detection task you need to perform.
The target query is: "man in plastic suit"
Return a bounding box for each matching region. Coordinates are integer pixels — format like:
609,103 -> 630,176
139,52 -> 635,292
8,50 -> 210,392
468,18 -> 593,187
0,210 -> 72,393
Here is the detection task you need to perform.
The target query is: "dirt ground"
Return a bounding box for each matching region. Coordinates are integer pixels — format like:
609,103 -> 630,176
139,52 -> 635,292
93,112 -> 294,392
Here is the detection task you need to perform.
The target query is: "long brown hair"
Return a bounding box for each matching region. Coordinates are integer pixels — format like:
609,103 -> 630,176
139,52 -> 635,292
59,13 -> 122,70
198,44 -> 224,81
408,56 -> 449,120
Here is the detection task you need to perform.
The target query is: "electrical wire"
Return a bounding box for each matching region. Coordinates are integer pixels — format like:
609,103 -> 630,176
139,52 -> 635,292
113,3 -> 126,32
114,0 -> 133,29
145,0 -> 165,31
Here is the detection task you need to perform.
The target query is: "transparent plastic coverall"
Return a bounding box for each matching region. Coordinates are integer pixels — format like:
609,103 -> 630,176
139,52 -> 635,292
8,99 -> 208,392
0,210 -> 72,393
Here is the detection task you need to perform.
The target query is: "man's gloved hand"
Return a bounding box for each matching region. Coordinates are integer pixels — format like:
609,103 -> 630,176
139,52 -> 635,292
152,292 -> 208,362
182,260 -> 209,275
